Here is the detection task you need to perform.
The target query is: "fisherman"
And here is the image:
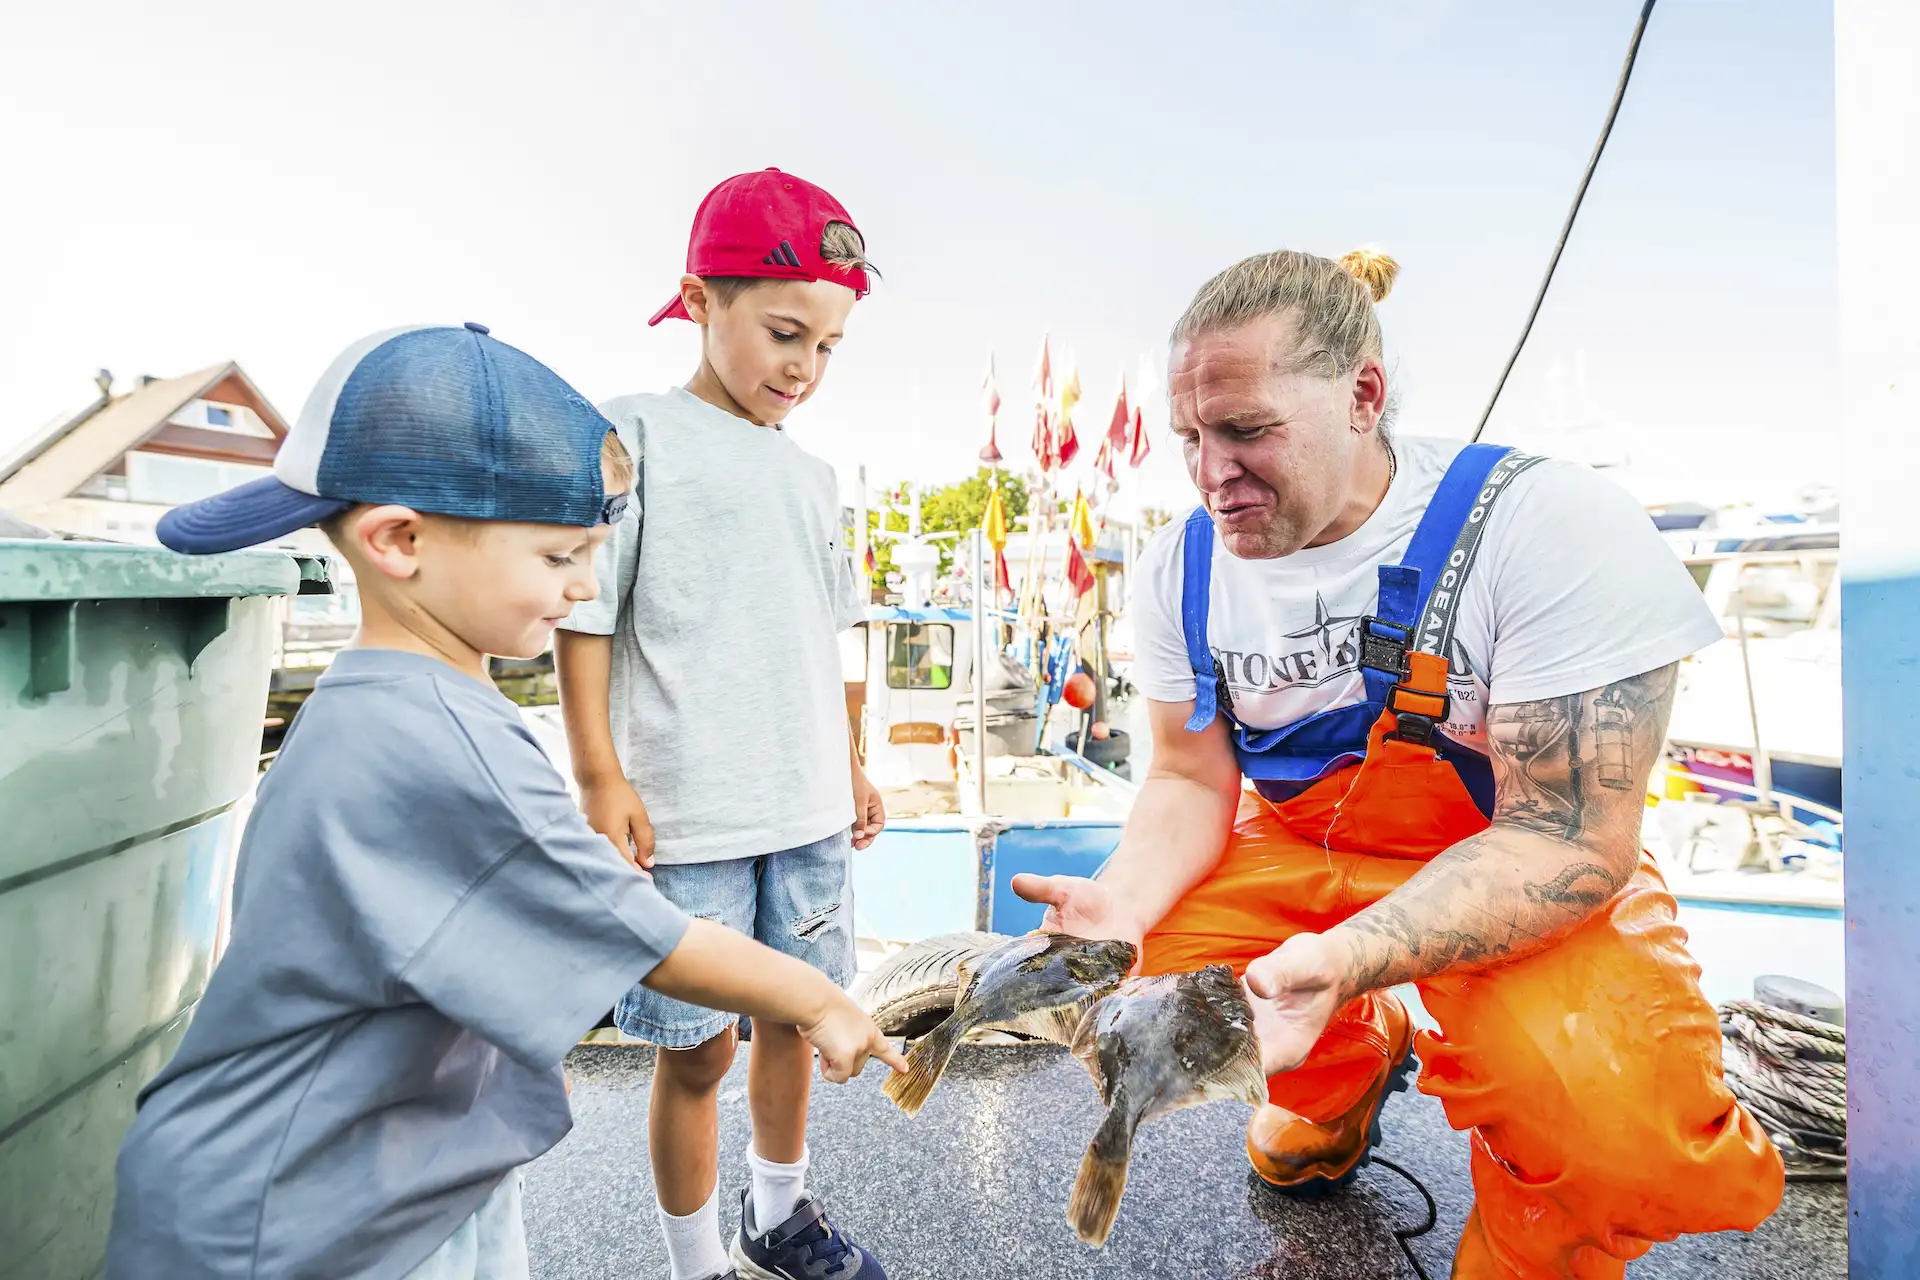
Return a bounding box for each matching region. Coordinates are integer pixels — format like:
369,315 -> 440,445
1013,248 -> 1784,1277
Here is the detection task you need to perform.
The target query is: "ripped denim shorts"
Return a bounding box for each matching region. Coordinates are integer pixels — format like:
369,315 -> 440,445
612,828 -> 855,1048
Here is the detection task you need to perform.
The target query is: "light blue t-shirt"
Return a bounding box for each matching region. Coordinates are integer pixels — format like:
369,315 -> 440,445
106,650 -> 690,1279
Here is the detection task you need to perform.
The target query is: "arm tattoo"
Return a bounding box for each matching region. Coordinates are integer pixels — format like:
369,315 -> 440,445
1331,663 -> 1679,995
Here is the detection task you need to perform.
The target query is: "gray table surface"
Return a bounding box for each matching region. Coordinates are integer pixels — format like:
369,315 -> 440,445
527,1043 -> 1845,1279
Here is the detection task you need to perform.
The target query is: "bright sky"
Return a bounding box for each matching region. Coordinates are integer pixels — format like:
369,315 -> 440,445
1,1 -> 1836,518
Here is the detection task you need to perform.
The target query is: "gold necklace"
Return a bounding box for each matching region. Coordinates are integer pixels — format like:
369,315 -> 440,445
1386,443 -> 1397,486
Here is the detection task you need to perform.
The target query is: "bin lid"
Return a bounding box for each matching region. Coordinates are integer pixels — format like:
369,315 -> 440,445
0,539 -> 302,602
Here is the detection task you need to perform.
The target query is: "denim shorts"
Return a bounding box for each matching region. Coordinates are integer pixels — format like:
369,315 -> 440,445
402,1169 -> 527,1280
614,828 -> 855,1048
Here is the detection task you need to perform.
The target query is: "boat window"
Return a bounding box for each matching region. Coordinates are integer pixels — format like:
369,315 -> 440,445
887,622 -> 954,690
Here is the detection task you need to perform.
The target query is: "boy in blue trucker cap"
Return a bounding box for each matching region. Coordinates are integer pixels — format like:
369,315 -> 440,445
112,323 -> 905,1280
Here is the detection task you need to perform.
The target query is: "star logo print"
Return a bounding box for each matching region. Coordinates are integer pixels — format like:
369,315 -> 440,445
1284,593 -> 1363,663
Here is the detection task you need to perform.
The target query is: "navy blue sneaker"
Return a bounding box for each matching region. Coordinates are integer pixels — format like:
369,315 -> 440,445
729,1187 -> 884,1279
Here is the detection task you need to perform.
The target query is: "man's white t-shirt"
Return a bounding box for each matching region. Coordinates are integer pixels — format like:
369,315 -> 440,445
559,388 -> 866,865
1130,435 -> 1720,755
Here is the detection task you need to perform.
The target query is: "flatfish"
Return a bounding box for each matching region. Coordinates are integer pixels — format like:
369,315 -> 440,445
881,932 -> 1137,1116
1068,965 -> 1267,1246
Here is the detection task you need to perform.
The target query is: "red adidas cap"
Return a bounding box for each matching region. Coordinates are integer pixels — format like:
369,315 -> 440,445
649,167 -> 870,326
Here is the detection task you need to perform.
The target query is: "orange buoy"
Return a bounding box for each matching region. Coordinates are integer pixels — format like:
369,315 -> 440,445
1063,672 -> 1096,709
1090,720 -> 1111,740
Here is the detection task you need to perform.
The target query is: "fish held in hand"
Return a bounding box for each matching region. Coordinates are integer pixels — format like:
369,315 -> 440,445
1068,965 -> 1267,1247
881,933 -> 1137,1116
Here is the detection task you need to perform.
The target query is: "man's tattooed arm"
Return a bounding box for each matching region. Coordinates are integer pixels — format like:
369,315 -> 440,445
1323,663 -> 1679,998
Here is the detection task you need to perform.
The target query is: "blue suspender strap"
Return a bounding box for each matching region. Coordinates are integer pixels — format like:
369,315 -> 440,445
1358,443 -> 1515,697
1396,442 -> 1515,638
1179,507 -> 1221,732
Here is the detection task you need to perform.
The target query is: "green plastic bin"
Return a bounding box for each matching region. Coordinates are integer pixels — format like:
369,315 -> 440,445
0,540 -> 312,1280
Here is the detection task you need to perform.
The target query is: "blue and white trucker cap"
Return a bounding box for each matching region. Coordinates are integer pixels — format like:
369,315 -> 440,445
157,322 -> 623,555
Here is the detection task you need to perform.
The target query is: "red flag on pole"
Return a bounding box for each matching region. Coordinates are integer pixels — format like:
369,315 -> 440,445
994,549 -> 1012,595
1093,436 -> 1115,481
979,357 -> 1003,465
1056,360 -> 1081,467
1031,404 -> 1055,473
1066,539 -> 1095,597
1128,404 -> 1150,467
1106,383 -> 1130,452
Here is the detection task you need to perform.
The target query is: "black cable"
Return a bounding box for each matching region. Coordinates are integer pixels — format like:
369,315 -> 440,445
1370,1156 -> 1438,1280
1469,0 -> 1660,443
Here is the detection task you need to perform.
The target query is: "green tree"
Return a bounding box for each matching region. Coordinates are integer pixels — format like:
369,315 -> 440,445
920,469 -> 1030,575
863,469 -> 1032,581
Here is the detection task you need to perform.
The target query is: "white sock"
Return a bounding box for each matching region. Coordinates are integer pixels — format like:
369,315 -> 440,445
748,1142 -> 810,1232
657,1187 -> 730,1280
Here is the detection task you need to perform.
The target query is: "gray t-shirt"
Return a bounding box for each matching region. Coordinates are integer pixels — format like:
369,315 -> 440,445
105,650 -> 689,1280
559,388 -> 866,865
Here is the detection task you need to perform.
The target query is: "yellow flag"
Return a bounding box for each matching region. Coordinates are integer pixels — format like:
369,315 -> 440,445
983,484 -> 1008,554
1070,490 -> 1095,550
1060,361 -> 1082,426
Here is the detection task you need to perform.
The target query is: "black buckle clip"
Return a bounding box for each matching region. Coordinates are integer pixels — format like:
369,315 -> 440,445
1384,682 -> 1451,747
1357,614 -> 1413,679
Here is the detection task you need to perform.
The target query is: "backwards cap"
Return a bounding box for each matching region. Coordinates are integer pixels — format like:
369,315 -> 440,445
156,323 -> 624,555
650,167 -> 869,326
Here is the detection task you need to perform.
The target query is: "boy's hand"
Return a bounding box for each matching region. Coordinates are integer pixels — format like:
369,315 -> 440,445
851,766 -> 886,851
580,776 -> 656,869
800,993 -> 910,1084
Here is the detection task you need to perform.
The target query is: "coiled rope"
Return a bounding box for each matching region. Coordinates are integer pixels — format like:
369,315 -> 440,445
1718,1000 -> 1847,1181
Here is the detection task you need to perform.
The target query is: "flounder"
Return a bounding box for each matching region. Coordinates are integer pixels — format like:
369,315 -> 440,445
881,932 -> 1137,1116
1067,964 -> 1268,1246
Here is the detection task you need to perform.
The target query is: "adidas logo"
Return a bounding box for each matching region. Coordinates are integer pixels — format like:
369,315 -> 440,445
761,241 -> 803,268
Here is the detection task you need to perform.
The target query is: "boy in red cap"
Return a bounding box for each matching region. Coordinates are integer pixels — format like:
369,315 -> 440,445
555,169 -> 888,1280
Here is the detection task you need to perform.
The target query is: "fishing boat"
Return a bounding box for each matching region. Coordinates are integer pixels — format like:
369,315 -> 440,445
1642,516 -> 1844,951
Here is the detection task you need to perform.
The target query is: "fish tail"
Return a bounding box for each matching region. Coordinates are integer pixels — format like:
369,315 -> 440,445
1069,1103 -> 1135,1247
882,1018 -> 963,1116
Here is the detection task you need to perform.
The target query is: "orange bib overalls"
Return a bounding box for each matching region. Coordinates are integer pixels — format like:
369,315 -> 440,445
1144,445 -> 1782,1278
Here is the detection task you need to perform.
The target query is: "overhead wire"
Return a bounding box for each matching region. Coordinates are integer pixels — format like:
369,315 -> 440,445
1469,0 -> 1661,443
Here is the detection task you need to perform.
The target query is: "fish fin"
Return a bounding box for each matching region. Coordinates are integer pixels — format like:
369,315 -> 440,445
1207,1033 -> 1271,1107
882,1015 -> 965,1117
1068,1102 -> 1136,1247
1067,1000 -> 1111,1096
1002,1001 -> 1091,1046
951,959 -> 980,1006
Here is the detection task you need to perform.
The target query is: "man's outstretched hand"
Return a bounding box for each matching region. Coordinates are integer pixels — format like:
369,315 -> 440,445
1009,873 -> 1145,961
1242,931 -> 1354,1076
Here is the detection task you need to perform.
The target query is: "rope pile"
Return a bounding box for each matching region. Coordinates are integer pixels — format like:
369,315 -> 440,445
1718,1000 -> 1846,1181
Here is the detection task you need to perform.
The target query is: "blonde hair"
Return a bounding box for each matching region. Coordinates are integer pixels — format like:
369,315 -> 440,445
601,428 -> 636,494
1172,245 -> 1400,440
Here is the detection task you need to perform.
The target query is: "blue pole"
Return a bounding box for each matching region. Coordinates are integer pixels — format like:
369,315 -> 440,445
1837,3 -> 1920,1273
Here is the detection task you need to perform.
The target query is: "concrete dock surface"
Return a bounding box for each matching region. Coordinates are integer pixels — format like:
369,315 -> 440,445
526,1043 -> 1845,1279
